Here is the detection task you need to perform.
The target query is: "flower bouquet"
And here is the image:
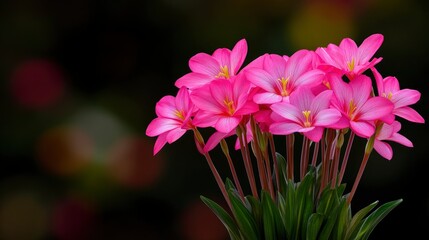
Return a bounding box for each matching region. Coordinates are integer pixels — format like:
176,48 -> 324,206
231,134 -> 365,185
146,34 -> 424,239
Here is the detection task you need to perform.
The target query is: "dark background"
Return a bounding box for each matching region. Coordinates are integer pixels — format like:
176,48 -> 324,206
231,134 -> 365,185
0,0 -> 428,239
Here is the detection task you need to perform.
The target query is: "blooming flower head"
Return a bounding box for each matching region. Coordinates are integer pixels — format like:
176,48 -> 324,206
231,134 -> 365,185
146,87 -> 196,155
270,88 -> 341,142
316,34 -> 384,80
175,39 -> 248,90
190,74 -> 259,133
329,73 -> 394,138
371,67 -> 425,123
245,50 -> 324,104
374,121 -> 413,160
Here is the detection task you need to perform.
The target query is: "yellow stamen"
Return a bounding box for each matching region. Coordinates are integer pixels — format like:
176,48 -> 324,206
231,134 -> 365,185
323,79 -> 331,89
347,58 -> 355,71
174,109 -> 185,120
279,76 -> 290,96
216,65 -> 230,79
382,92 -> 393,100
223,98 -> 235,116
302,110 -> 311,127
348,100 -> 357,119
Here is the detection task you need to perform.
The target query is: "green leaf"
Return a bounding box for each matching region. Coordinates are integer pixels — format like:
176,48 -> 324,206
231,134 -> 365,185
276,152 -> 288,196
261,191 -> 286,240
200,196 -> 241,240
345,200 -> 378,240
306,213 -> 324,240
228,189 -> 260,240
334,197 -> 351,240
296,168 -> 316,240
317,188 -> 338,216
318,197 -> 345,240
284,179 -> 296,239
355,199 -> 402,240
246,195 -> 262,231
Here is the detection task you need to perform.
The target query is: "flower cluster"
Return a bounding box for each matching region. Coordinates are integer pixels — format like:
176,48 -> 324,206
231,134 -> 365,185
146,34 -> 424,239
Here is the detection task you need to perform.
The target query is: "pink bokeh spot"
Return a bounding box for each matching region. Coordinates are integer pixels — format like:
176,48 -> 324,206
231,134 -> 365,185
10,59 -> 65,109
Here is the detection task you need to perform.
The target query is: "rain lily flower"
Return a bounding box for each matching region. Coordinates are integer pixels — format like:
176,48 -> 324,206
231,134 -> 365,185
316,33 -> 384,80
190,74 -> 258,133
245,50 -> 324,104
175,39 -> 248,90
374,121 -> 413,160
371,67 -> 425,123
270,88 -> 341,142
329,73 -> 394,138
146,87 -> 196,155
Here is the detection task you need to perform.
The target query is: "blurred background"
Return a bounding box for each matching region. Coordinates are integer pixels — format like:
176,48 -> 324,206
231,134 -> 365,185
0,0 -> 428,239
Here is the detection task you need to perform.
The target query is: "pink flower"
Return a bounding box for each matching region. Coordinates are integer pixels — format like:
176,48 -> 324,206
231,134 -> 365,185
329,73 -> 394,138
146,87 -> 196,155
245,50 -> 324,104
374,121 -> 413,160
270,88 -> 341,142
190,74 -> 259,133
175,39 -> 248,90
316,34 -> 384,80
371,67 -> 425,123
204,123 -> 254,152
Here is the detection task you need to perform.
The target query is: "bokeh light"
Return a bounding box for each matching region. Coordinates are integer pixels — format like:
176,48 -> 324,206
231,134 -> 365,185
107,136 -> 166,189
179,199 -> 228,240
36,126 -> 93,176
10,59 -> 65,109
287,1 -> 355,50
0,189 -> 49,240
52,196 -> 96,240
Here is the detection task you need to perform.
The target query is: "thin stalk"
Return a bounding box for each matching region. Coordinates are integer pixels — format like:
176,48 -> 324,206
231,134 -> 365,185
311,141 -> 320,167
220,139 -> 244,200
347,135 -> 375,204
193,129 -> 232,210
203,152 -> 232,210
262,147 -> 275,199
330,146 -> 341,189
268,134 -> 280,193
252,141 -> 269,193
300,137 -> 310,180
338,131 -> 355,185
237,126 -> 259,199
286,134 -> 295,181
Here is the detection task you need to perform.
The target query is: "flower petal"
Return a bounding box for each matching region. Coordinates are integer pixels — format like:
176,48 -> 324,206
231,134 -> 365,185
271,102 -> 301,123
393,107 -> 425,123
359,97 -> 393,121
230,39 -> 248,74
314,109 -> 342,127
263,54 -> 287,79
374,140 -> 393,160
391,89 -> 421,108
310,90 -> 333,114
215,116 -> 241,133
166,128 -> 187,144
175,72 -> 213,89
204,131 -> 233,152
253,92 -> 282,104
146,118 -> 180,136
270,122 -> 303,135
245,68 -> 277,92
350,75 -> 372,109
190,84 -> 223,113
350,120 -> 375,138
329,73 -> 352,107
189,53 -> 220,76
286,50 -> 313,80
192,110 -> 219,128
388,132 -> 413,147
339,38 -> 358,64
153,133 -> 168,155
303,127 -> 324,142
358,33 -> 384,63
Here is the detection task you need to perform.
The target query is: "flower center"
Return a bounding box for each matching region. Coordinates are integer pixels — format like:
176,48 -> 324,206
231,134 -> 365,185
216,65 -> 230,79
382,92 -> 393,100
223,98 -> 235,116
174,109 -> 185,120
302,110 -> 312,127
347,58 -> 355,71
347,100 -> 357,119
279,76 -> 290,96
